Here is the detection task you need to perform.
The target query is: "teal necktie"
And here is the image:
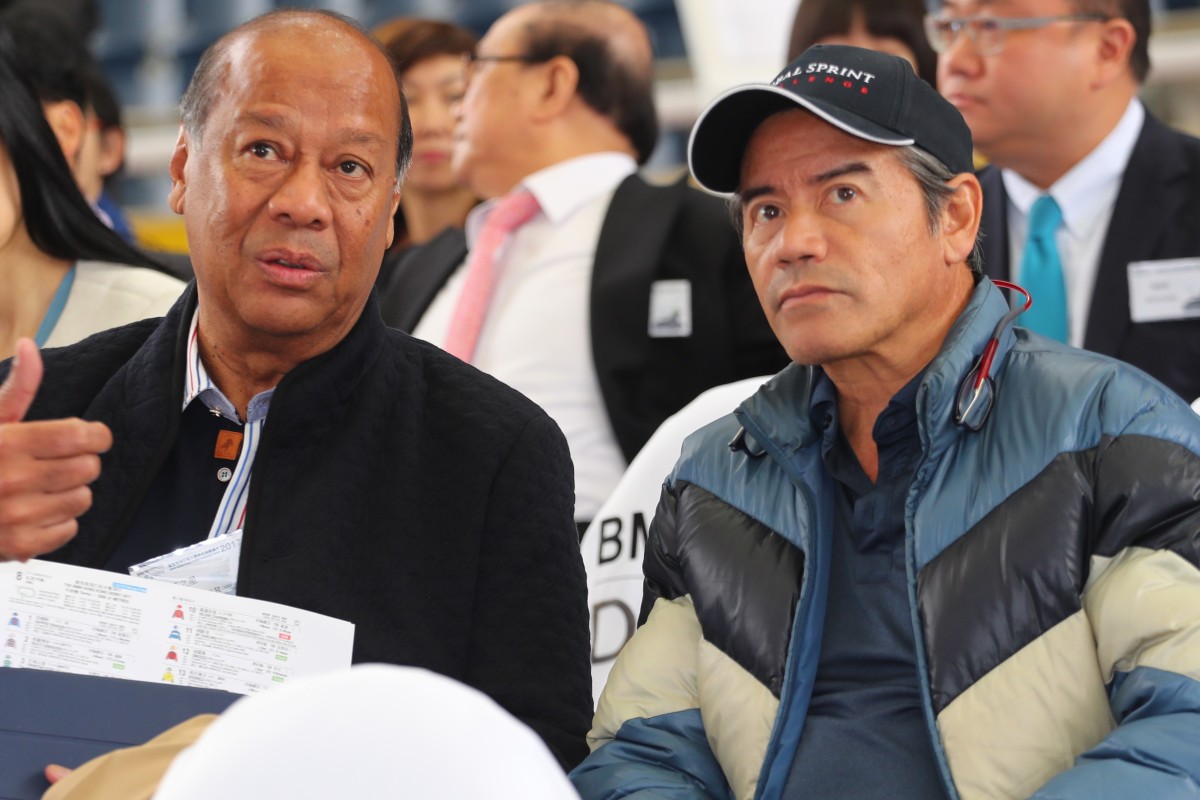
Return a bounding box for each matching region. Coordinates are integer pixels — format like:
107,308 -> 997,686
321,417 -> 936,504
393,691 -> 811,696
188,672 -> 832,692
1017,194 -> 1068,343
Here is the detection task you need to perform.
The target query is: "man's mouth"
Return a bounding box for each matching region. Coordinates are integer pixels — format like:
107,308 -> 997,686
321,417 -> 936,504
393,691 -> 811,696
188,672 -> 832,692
260,249 -> 322,272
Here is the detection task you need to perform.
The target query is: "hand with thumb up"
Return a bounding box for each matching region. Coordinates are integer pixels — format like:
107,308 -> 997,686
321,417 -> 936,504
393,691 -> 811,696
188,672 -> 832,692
0,339 -> 113,562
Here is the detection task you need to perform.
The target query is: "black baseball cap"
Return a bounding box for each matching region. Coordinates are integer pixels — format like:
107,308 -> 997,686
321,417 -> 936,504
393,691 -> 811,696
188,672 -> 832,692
688,44 -> 974,194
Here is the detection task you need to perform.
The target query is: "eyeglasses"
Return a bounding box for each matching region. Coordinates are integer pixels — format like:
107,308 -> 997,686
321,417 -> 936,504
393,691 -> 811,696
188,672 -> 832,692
462,52 -> 550,80
923,13 -> 1108,56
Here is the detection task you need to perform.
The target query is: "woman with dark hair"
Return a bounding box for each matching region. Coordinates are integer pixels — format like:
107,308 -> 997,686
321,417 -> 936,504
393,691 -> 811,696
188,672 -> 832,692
787,0 -> 937,87
0,28 -> 183,360
375,18 -> 480,258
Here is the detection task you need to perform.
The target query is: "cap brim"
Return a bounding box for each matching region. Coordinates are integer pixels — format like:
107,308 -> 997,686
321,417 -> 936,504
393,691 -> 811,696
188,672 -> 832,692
687,83 -> 915,195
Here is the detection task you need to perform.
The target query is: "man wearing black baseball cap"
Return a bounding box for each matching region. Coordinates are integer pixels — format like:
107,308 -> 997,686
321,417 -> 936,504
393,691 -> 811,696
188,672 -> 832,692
572,44 -> 1200,800
688,43 -> 974,193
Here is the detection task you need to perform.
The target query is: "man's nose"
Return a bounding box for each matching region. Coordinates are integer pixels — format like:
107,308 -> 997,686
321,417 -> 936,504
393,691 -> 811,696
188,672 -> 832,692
939,27 -> 985,79
431,98 -> 459,134
778,207 -> 828,265
268,159 -> 332,229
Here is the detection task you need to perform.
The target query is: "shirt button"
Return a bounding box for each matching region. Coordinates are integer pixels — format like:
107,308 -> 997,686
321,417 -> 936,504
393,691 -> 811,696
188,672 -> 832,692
217,467 -> 233,483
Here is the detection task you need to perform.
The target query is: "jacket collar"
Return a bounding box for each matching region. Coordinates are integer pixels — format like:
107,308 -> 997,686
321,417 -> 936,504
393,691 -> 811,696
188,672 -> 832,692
69,284 -> 391,568
737,278 -> 1015,454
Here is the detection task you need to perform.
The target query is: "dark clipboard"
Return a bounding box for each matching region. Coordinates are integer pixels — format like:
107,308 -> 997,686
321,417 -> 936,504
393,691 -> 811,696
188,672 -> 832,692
0,668 -> 239,800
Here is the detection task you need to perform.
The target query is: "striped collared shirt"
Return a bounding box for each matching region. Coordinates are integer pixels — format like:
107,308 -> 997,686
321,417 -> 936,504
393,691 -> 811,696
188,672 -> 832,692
182,310 -> 274,539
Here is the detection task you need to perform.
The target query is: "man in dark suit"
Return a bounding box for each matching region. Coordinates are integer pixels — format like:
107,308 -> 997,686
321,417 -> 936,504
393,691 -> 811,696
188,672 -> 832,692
380,0 -> 789,526
932,0 -> 1200,402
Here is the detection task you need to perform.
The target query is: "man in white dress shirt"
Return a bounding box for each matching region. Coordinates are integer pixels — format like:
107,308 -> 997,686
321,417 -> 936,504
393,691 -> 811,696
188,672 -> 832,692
381,0 -> 788,527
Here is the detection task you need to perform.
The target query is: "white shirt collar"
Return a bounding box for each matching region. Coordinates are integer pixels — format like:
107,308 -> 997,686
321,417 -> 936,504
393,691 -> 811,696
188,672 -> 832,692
465,152 -> 637,245
1001,98 -> 1144,238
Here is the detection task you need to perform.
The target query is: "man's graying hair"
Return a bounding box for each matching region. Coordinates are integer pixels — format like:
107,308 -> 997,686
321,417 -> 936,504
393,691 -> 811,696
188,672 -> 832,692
895,146 -> 984,278
728,144 -> 983,278
520,1 -> 659,165
178,9 -> 414,183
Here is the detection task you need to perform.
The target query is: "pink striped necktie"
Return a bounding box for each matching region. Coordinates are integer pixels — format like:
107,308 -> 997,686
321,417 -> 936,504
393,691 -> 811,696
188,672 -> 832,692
442,188 -> 541,363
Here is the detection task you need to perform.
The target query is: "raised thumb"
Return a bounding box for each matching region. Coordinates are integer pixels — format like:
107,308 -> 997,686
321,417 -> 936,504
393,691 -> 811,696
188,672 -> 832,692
0,338 -> 44,423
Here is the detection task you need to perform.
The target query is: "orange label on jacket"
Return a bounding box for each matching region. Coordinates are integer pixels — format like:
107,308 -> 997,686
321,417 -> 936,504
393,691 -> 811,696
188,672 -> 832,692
214,430 -> 243,461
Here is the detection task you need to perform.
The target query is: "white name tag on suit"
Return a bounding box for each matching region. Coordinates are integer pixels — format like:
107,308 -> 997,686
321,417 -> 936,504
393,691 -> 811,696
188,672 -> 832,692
1127,258 -> 1200,322
648,279 -> 692,338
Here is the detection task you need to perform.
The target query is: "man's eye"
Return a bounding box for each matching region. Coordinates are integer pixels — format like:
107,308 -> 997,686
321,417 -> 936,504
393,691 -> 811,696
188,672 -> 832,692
933,19 -> 958,36
832,186 -> 857,203
753,204 -> 781,223
250,142 -> 277,159
338,160 -> 365,176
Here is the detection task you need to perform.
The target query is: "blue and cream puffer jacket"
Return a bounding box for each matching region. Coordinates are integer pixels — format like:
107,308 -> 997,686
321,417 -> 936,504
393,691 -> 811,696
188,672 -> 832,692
571,279 -> 1200,800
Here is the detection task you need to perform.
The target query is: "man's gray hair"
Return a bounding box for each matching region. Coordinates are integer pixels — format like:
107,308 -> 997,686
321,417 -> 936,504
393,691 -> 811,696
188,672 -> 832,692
894,145 -> 984,278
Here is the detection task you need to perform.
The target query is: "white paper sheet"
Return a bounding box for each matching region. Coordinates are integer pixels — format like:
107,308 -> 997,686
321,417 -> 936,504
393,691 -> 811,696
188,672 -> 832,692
0,559 -> 353,695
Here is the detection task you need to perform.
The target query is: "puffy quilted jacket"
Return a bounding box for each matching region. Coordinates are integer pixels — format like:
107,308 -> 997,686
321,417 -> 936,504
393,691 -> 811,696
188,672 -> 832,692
572,279 -> 1200,800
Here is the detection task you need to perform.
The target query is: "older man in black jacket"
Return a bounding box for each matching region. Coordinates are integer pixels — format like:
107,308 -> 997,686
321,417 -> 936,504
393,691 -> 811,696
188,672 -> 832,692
0,9 -> 591,771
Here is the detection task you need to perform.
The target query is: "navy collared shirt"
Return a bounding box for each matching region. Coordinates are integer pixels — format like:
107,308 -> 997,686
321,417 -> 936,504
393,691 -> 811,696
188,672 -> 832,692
783,370 -> 947,798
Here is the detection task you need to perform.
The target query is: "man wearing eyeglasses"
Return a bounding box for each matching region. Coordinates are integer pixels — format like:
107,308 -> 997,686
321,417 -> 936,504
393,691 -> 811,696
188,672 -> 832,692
931,0 -> 1200,405
379,0 -> 789,535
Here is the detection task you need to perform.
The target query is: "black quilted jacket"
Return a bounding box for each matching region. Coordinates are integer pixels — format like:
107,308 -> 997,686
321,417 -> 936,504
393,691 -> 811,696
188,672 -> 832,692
3,284 -> 593,769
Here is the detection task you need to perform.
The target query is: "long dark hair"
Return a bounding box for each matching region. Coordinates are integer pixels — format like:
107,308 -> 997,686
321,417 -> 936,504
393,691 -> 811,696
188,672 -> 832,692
788,0 -> 937,88
0,23 -> 160,269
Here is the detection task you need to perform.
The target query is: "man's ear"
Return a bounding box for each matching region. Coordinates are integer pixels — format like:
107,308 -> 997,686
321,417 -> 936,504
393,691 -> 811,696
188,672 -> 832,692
42,100 -> 86,164
1093,17 -> 1137,88
167,127 -> 189,215
940,173 -> 983,268
385,186 -> 401,249
531,55 -> 579,121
